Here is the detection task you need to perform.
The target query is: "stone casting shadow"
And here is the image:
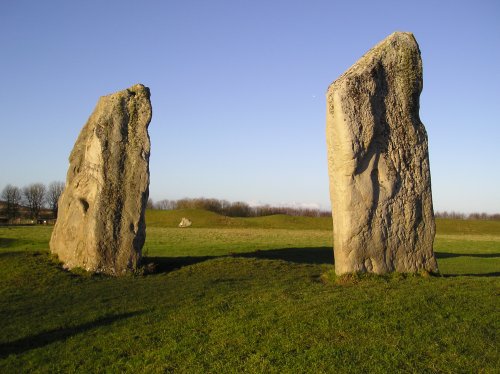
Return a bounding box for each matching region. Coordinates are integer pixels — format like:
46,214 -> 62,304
237,247 -> 333,265
0,238 -> 34,249
144,247 -> 334,274
144,255 -> 218,273
0,311 -> 144,359
145,248 -> 498,278
443,272 -> 499,278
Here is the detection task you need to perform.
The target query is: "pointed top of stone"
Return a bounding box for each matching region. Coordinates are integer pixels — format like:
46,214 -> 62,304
328,31 -> 421,94
99,83 -> 151,103
327,31 -> 423,118
125,83 -> 151,98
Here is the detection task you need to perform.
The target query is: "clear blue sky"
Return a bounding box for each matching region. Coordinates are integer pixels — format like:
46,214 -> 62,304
1,0 -> 499,213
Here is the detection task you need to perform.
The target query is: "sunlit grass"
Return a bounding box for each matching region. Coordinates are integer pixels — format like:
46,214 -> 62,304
0,211 -> 498,372
144,227 -> 332,257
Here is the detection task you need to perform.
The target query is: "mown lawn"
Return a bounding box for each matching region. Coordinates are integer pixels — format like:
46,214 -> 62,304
0,211 -> 498,372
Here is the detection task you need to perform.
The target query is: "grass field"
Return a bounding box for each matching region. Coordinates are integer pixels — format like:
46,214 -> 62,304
0,210 -> 498,372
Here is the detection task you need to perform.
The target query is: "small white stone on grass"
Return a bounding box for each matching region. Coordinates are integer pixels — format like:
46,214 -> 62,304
178,218 -> 192,228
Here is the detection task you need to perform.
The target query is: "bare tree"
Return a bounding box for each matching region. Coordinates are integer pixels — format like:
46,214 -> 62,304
147,198 -> 154,210
23,183 -> 46,219
47,181 -> 65,218
225,201 -> 251,217
1,184 -> 22,221
155,199 -> 176,210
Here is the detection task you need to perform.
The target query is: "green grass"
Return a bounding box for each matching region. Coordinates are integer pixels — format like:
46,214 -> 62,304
436,218 -> 500,236
146,209 -> 333,230
0,210 -> 498,372
0,226 -> 53,252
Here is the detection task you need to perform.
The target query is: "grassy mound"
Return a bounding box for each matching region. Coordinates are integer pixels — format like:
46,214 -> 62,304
147,208 -> 500,233
146,208 -> 235,228
146,209 -> 333,230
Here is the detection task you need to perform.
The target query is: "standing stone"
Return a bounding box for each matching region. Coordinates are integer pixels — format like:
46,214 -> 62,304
326,32 -> 438,274
50,84 -> 152,275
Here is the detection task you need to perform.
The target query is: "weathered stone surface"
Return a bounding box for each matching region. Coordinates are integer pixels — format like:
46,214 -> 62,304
50,84 -> 152,275
326,32 -> 438,274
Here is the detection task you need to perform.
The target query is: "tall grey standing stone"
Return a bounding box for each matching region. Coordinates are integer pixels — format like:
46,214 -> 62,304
326,32 -> 438,274
50,84 -> 152,275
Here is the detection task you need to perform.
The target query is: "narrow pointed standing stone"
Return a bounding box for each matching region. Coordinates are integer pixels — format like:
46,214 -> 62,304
50,84 -> 152,275
326,32 -> 438,274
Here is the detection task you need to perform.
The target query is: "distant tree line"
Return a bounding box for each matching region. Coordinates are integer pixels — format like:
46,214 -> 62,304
148,198 -> 500,220
4,184 -> 499,222
148,197 -> 332,218
0,182 -> 64,223
435,211 -> 500,221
